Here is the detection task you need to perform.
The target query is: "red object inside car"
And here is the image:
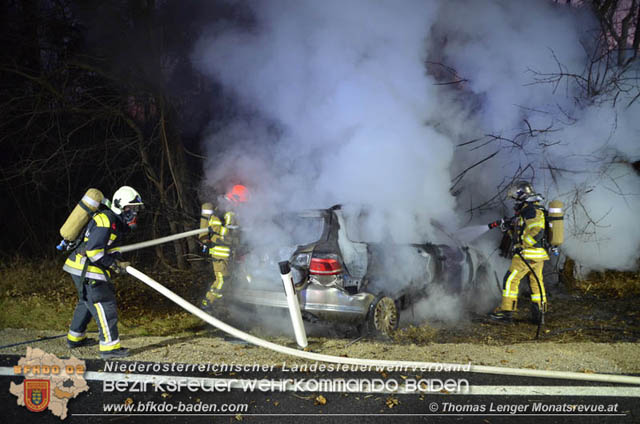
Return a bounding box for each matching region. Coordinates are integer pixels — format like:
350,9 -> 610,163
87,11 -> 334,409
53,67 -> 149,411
309,257 -> 342,275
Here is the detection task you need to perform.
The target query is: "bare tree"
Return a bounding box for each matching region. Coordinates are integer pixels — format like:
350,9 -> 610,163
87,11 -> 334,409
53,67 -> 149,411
0,0 -> 222,267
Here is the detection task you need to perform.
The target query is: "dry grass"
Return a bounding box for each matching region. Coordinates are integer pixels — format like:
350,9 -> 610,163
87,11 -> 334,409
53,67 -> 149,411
562,258 -> 640,298
1,256 -> 639,345
0,256 -> 208,335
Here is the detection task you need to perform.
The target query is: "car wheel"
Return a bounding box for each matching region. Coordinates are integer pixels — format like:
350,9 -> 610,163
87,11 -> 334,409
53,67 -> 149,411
365,296 -> 399,338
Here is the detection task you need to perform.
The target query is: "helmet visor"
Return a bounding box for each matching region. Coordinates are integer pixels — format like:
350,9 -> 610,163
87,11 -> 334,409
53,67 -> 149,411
124,204 -> 142,213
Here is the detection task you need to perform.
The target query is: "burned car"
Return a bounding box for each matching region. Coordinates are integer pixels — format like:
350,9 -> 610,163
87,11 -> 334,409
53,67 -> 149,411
227,205 -> 499,337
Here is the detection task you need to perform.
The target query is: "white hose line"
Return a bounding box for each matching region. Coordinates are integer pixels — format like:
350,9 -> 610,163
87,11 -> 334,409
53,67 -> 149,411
125,266 -> 640,385
114,228 -> 209,254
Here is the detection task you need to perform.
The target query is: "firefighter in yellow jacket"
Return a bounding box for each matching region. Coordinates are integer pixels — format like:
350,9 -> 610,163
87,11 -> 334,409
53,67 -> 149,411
489,181 -> 548,324
200,184 -> 249,310
63,186 -> 143,358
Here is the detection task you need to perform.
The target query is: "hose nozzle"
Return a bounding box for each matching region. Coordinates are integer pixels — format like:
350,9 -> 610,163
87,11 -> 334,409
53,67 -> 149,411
489,217 -> 512,231
488,219 -> 502,229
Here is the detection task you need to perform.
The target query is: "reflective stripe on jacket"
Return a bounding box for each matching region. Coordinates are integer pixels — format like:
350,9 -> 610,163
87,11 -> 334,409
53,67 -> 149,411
208,210 -> 236,244
63,210 -> 125,281
515,203 -> 549,262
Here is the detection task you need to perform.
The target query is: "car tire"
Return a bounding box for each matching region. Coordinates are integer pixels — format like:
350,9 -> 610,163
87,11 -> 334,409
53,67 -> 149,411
364,296 -> 399,339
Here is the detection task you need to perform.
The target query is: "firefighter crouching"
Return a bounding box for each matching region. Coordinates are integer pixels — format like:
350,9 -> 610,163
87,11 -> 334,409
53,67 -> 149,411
62,186 -> 143,359
199,184 -> 249,311
488,181 -> 548,324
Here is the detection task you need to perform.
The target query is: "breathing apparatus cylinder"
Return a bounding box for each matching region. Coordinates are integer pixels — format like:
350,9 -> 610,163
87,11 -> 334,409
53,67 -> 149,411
57,188 -> 104,250
547,200 -> 564,249
199,202 -> 214,243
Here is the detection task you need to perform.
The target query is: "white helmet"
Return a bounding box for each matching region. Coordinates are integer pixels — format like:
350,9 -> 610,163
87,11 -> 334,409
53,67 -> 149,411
111,186 -> 144,215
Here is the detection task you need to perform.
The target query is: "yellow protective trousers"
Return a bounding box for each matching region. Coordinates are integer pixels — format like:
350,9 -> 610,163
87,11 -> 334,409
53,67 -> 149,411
204,259 -> 229,304
499,255 -> 547,312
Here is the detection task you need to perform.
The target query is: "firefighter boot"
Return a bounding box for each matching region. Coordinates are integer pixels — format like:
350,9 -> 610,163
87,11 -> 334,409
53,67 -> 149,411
201,289 -> 222,313
531,303 -> 546,325
100,348 -> 129,359
67,338 -> 97,349
488,308 -> 513,323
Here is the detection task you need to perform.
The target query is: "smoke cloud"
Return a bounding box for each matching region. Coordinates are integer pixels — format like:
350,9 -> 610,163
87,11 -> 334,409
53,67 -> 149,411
192,0 -> 640,319
193,0 -> 456,245
428,0 -> 640,271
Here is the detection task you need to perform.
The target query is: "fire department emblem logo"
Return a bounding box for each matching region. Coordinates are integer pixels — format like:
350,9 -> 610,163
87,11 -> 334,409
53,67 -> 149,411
24,379 -> 50,412
10,348 -> 89,419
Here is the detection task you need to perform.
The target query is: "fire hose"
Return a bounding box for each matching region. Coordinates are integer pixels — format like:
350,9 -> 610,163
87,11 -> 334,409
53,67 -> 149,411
125,264 -> 640,385
113,228 -> 209,254
104,228 -> 640,384
489,218 -> 547,339
515,250 -> 545,339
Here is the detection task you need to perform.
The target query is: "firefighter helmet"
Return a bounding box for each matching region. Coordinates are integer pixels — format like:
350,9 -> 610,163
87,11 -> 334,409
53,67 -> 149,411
507,181 -> 534,202
224,184 -> 249,204
111,186 -> 144,215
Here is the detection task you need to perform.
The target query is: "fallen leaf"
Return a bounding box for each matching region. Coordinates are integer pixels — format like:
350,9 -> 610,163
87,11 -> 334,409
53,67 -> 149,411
385,396 -> 399,408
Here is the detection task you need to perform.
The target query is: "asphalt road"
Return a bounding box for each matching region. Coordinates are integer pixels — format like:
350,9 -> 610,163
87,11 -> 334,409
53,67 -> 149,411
1,354 -> 639,424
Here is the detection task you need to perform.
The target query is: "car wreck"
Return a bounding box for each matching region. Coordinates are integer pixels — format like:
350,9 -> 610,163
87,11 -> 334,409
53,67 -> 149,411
227,205 -> 499,337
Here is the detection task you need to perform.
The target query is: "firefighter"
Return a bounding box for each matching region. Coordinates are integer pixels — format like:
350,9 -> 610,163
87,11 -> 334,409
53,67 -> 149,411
63,186 -> 143,359
489,181 -> 548,324
200,184 -> 249,310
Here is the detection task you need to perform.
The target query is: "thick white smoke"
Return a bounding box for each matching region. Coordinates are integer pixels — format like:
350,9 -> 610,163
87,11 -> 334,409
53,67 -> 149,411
193,0 -> 455,246
192,0 -> 640,291
429,0 -> 640,271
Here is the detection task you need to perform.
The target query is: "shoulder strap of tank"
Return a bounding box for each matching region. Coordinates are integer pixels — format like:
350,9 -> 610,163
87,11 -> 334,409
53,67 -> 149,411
520,203 -> 538,220
535,204 -> 550,247
77,209 -> 114,283
532,202 -> 546,212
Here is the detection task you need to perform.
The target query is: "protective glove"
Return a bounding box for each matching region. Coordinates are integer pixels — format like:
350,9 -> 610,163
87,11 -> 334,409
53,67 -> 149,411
512,246 -> 523,255
201,241 -> 212,256
110,260 -> 131,275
